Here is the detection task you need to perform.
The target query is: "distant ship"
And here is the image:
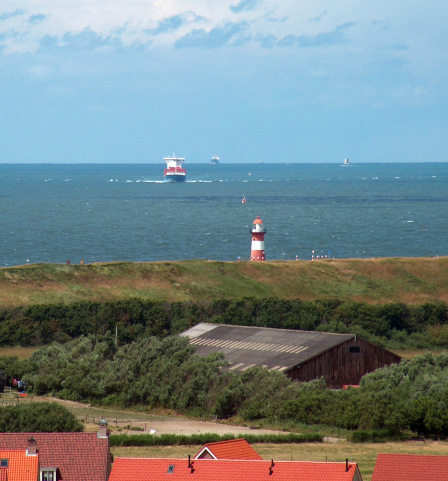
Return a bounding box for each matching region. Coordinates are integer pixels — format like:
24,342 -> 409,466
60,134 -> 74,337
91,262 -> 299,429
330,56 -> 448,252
211,155 -> 220,164
164,154 -> 186,182
343,157 -> 351,166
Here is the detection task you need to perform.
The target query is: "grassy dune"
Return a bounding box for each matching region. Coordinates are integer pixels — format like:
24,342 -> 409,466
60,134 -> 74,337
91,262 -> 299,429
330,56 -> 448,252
1,257 -> 448,307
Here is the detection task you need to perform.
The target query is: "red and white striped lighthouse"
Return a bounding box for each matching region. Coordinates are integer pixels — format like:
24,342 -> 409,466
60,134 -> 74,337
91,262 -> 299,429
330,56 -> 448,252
250,216 -> 266,261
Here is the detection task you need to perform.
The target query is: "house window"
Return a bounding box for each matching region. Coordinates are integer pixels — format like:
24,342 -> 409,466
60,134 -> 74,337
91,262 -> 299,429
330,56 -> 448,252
167,464 -> 175,473
349,346 -> 360,353
0,459 -> 8,468
41,468 -> 56,481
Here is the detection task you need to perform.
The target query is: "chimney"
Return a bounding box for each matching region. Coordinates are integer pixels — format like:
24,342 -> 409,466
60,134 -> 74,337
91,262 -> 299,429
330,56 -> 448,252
98,418 -> 108,439
27,437 -> 37,456
188,455 -> 195,473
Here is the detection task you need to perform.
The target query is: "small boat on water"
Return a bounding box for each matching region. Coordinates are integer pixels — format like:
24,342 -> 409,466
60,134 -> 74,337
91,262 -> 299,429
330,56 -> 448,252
211,155 -> 220,164
343,157 -> 351,166
242,196 -> 246,204
164,154 -> 186,182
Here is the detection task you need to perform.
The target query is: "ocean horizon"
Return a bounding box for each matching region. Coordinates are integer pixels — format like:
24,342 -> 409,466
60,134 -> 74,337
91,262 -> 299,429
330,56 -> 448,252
2,161 -> 447,165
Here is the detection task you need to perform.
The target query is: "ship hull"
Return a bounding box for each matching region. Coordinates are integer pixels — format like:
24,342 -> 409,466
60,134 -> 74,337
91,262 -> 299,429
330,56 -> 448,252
164,174 -> 186,183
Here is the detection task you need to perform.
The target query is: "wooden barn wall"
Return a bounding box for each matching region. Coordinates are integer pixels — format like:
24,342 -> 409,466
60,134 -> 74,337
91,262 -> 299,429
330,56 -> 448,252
286,338 -> 401,389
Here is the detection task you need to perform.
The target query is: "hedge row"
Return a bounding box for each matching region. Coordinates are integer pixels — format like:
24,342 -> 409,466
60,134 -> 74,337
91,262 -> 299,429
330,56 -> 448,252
1,297 -> 448,349
348,429 -> 409,443
109,432 -> 323,447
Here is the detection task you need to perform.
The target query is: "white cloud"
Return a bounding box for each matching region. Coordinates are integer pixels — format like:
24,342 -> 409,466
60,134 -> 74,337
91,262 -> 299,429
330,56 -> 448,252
27,63 -> 53,79
0,0 -> 446,88
0,1 -> 405,53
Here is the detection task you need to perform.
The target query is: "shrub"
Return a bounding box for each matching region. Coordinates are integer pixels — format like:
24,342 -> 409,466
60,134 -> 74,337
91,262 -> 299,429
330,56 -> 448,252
109,432 -> 322,447
0,402 -> 83,432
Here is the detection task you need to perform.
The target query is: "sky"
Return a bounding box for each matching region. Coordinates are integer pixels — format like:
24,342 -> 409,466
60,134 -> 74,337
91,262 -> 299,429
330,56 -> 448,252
0,1 -> 447,164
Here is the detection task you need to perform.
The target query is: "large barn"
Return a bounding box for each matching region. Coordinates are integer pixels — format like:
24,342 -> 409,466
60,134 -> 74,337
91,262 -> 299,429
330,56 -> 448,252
180,323 -> 401,389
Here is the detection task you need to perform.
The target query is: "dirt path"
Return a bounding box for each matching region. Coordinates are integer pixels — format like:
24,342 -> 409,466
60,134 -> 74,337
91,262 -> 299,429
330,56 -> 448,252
21,396 -> 341,442
120,419 -> 286,436
30,396 -> 286,436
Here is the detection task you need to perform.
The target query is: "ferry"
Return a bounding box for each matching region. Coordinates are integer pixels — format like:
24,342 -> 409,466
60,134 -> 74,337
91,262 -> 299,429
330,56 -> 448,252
164,154 -> 186,182
343,157 -> 351,166
211,155 -> 220,164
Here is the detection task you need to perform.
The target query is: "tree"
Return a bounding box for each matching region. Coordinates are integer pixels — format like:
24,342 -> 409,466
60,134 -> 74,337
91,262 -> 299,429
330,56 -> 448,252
0,402 -> 83,432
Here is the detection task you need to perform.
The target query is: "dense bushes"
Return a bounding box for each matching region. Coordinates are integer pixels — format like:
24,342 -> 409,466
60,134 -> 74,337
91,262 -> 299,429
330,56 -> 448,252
0,356 -> 29,382
109,432 -> 323,447
6,334 -> 448,438
22,335 -> 227,410
0,300 -> 174,346
0,402 -> 83,432
1,298 -> 448,350
3,296 -> 448,438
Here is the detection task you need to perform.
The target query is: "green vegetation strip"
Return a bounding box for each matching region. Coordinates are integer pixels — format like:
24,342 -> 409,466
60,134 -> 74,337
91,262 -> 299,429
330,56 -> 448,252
349,430 -> 409,443
2,296 -> 448,350
109,433 -> 323,447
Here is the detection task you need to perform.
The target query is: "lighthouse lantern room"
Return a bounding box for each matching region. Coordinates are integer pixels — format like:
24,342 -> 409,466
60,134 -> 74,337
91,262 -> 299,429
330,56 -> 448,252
250,216 -> 266,261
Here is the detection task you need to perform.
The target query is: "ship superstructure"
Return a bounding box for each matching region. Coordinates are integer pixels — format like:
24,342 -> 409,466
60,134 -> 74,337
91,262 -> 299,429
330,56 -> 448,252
164,154 -> 186,182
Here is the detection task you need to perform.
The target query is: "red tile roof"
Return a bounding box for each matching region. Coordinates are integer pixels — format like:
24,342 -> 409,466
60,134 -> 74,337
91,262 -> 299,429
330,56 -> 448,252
194,439 -> 262,460
0,433 -> 110,481
109,457 -> 362,481
0,450 -> 39,481
372,454 -> 448,481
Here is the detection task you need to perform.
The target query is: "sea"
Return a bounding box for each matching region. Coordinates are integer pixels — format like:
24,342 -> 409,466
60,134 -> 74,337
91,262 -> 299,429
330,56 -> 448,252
1,162 -> 447,267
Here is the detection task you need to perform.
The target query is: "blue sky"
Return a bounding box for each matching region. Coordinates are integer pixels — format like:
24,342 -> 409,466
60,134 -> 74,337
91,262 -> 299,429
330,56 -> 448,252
0,1 -> 447,163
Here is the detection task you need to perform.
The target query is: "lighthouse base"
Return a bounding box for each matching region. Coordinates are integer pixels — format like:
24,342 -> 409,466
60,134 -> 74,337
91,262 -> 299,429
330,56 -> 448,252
251,250 -> 265,261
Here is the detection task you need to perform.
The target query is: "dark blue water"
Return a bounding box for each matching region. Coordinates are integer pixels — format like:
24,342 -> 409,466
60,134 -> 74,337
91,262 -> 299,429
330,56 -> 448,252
1,163 -> 447,266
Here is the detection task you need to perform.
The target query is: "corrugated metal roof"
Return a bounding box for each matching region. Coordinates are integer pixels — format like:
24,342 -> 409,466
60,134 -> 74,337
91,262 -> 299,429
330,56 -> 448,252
180,323 -> 354,372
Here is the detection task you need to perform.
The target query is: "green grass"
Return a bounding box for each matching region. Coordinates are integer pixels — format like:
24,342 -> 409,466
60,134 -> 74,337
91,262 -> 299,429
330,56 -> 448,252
0,346 -> 39,359
1,257 -> 448,307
